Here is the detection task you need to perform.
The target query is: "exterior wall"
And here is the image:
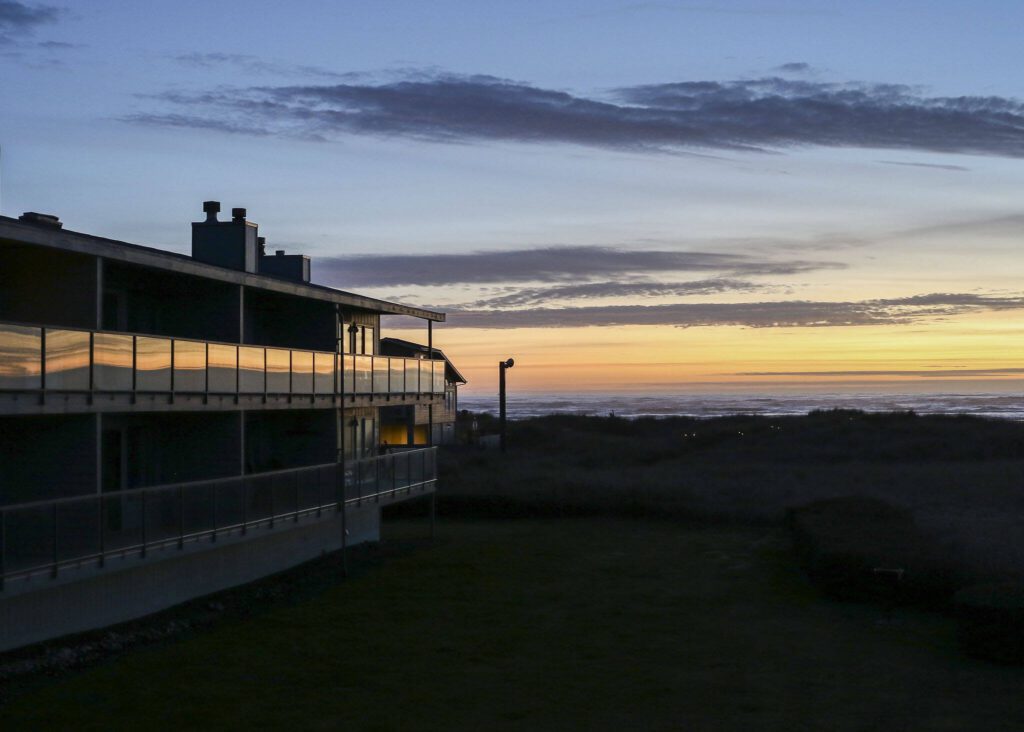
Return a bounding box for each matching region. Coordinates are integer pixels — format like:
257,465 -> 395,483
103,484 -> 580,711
0,245 -> 98,330
0,503 -> 380,653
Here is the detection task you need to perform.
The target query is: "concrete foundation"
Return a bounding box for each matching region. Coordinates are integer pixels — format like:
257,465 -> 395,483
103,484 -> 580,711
0,504 -> 380,653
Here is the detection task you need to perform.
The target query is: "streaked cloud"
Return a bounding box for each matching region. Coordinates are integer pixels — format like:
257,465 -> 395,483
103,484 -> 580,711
315,245 -> 841,288
737,367 -> 1024,377
172,53 -> 364,81
877,160 -> 969,172
125,72 -> 1024,157
444,293 -> 1024,329
463,278 -> 764,308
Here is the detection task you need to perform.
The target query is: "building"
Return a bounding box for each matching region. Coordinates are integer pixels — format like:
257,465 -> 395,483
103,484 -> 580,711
379,337 -> 466,446
0,202 -> 449,651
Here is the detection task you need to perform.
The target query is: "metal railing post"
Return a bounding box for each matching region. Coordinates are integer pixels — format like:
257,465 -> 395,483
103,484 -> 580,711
241,477 -> 248,535
51,502 -> 58,578
98,496 -> 105,567
140,489 -> 147,558
294,471 -> 300,523
0,511 -> 6,591
178,484 -> 185,549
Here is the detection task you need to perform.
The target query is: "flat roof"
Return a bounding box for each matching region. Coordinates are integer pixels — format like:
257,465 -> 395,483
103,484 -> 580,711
0,215 -> 445,322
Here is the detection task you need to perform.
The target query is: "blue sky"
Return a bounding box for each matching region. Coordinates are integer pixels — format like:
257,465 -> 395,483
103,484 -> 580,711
4,1 -> 1024,391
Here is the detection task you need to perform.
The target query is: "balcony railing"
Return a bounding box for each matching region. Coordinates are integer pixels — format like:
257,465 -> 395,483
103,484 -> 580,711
0,322 -> 447,397
0,447 -> 438,589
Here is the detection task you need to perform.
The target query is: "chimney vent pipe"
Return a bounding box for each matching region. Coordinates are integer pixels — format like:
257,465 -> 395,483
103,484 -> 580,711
232,207 -> 247,222
202,201 -> 220,223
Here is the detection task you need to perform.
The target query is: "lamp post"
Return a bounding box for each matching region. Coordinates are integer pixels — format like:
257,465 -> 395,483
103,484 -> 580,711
499,358 -> 514,453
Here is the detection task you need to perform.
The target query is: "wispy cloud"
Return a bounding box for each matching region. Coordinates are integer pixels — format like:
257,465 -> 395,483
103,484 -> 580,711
315,245 -> 841,288
877,159 -> 969,172
462,278 -> 764,308
773,62 -> 813,74
172,53 -> 364,81
0,0 -> 58,44
737,367 -> 1024,377
125,72 -> 1024,158
443,293 -> 1024,329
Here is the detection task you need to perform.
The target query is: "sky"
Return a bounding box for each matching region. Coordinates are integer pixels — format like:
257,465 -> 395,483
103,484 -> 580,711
3,1 -> 1024,395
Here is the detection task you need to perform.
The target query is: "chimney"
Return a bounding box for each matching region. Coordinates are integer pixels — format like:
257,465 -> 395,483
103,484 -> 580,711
259,246 -> 311,283
191,201 -> 259,273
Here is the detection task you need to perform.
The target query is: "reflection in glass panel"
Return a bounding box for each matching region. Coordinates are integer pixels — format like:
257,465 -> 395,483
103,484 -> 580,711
362,326 -> 375,355
265,348 -> 290,393
314,352 -> 334,395
404,359 -> 419,394
434,361 -> 445,393
45,329 -> 90,390
0,323 -> 41,390
372,357 -> 389,393
342,355 -> 355,394
173,339 -> 206,392
354,355 -> 372,394
291,350 -> 313,394
135,336 -> 171,391
207,343 -> 238,393
93,333 -> 133,391
390,359 -> 404,393
238,346 -> 264,393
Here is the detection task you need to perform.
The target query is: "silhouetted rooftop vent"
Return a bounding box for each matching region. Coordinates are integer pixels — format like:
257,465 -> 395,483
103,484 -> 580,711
259,246 -> 311,283
19,212 -> 62,229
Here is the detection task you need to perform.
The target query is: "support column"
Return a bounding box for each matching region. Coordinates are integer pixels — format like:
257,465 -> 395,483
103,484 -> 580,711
95,257 -> 104,329
427,320 -> 434,447
238,285 -> 245,344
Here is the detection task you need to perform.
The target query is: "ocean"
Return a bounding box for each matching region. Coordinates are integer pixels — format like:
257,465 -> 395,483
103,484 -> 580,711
458,391 -> 1024,420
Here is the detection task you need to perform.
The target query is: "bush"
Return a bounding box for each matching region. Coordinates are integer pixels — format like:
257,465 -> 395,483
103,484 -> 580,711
955,582 -> 1024,665
787,496 -> 963,605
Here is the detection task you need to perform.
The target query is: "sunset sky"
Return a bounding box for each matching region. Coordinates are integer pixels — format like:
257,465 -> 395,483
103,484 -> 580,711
3,1 -> 1024,394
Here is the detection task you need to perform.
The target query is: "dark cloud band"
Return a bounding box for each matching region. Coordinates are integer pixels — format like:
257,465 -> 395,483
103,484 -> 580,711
443,293 -> 1024,329
315,245 -> 840,288
126,72 -> 1024,157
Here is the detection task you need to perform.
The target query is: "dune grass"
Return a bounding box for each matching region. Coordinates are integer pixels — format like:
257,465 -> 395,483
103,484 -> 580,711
3,518 -> 1024,731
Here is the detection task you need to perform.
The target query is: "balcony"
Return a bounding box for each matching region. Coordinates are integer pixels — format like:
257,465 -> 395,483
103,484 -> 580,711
0,447 -> 437,592
0,322 -> 446,413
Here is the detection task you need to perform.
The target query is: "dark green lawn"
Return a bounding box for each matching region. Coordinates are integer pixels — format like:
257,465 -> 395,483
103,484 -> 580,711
3,518 -> 1023,731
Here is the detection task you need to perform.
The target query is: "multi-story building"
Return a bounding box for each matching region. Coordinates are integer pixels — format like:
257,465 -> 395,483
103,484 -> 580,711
0,202 -> 449,651
379,337 -> 466,446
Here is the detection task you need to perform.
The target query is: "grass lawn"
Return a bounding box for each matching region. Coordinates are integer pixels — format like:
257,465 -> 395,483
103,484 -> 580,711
3,518 -> 1023,731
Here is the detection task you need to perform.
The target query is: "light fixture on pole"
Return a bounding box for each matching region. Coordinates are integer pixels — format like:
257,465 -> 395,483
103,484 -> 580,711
499,358 -> 514,453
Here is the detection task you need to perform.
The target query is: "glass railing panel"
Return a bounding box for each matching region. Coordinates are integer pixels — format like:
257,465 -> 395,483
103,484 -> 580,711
418,361 -> 428,395
354,355 -> 372,394
44,328 -> 90,391
4,505 -> 54,575
56,498 -> 100,563
265,348 -> 290,393
314,352 -> 334,395
103,492 -> 143,553
207,343 -> 238,393
93,333 -> 133,391
238,346 -> 264,393
404,359 -> 419,394
342,354 -> 355,395
290,350 -> 314,394
389,359 -> 404,394
434,363 -> 445,394
0,323 -> 41,390
144,488 -> 179,545
173,339 -> 206,392
373,357 -> 389,393
135,336 -> 171,391
181,482 -> 215,536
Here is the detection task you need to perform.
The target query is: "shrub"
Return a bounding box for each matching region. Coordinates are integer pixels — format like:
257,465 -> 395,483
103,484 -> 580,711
955,582 -> 1024,665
